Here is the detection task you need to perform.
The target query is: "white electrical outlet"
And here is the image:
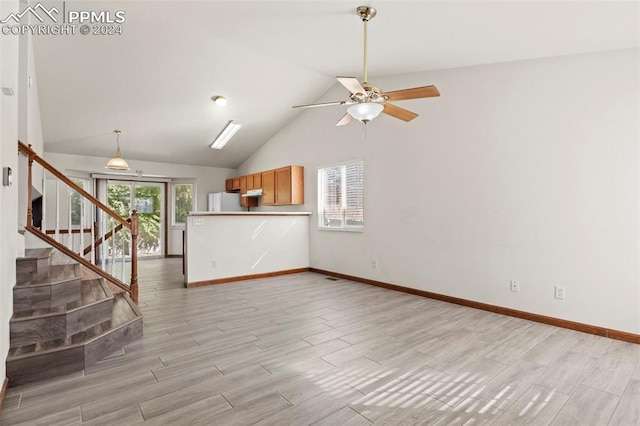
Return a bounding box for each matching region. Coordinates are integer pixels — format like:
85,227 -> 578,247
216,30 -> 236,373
510,280 -> 520,292
212,260 -> 217,268
371,260 -> 378,269
555,286 -> 566,300
193,218 -> 205,226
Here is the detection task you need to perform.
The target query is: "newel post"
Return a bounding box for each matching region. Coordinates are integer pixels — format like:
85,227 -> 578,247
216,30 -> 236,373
130,210 -> 139,303
26,151 -> 34,227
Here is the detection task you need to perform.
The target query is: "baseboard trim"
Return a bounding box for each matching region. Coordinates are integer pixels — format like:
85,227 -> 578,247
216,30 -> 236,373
310,268 -> 640,345
1,377 -> 7,409
165,254 -> 183,259
186,268 -> 310,288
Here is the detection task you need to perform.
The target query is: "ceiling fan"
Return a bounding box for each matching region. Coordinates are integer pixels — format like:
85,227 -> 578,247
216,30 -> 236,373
292,5 -> 440,127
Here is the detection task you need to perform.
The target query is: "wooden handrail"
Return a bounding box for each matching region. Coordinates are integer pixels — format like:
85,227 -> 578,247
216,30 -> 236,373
18,141 -> 130,228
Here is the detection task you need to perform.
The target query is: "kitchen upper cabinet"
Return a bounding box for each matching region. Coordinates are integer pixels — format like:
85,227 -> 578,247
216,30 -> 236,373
246,173 -> 262,191
226,178 -> 240,192
240,175 -> 247,194
227,165 -> 303,206
275,167 -> 292,204
252,173 -> 262,189
240,175 -> 258,207
263,166 -> 304,206
226,177 -> 241,192
261,170 -> 276,205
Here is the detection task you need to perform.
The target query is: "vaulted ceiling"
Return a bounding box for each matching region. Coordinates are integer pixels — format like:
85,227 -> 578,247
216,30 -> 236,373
34,1 -> 639,169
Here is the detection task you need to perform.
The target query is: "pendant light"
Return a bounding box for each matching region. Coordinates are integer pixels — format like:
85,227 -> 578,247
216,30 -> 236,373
105,129 -> 130,170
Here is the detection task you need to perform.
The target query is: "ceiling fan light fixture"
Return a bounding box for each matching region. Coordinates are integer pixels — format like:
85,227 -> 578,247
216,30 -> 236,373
347,102 -> 383,122
105,130 -> 130,170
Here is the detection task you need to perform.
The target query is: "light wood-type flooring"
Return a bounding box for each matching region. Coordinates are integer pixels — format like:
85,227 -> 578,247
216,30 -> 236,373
1,258 -> 639,425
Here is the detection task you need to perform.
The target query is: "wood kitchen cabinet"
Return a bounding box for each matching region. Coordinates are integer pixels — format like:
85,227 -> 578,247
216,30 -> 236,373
263,166 -> 304,206
245,173 -> 262,191
252,173 -> 262,189
275,167 -> 292,204
226,178 -> 241,192
240,175 -> 258,208
240,175 -> 247,194
261,170 -> 276,205
226,165 -> 303,206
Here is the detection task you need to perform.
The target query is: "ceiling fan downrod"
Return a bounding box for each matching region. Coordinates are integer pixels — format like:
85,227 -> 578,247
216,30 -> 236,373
357,6 -> 376,85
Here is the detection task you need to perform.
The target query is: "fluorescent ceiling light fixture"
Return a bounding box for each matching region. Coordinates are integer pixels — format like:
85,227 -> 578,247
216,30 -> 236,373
212,95 -> 228,106
211,121 -> 242,149
347,102 -> 384,123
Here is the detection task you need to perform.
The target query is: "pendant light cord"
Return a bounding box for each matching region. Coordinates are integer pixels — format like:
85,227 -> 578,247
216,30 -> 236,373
115,130 -> 122,156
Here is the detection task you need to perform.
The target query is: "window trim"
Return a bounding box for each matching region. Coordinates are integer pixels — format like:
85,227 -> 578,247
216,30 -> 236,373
171,180 -> 196,228
317,159 -> 364,232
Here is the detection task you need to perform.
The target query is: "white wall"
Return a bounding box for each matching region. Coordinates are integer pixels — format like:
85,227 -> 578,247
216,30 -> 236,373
239,49 -> 640,334
185,214 -> 309,284
43,152 -> 235,255
16,32 -> 44,229
0,0 -> 20,386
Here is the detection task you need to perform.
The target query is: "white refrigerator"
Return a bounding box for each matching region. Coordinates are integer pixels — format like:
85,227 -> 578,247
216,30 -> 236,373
207,192 -> 243,212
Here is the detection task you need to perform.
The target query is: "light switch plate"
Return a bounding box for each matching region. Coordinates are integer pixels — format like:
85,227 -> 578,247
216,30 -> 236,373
3,167 -> 12,186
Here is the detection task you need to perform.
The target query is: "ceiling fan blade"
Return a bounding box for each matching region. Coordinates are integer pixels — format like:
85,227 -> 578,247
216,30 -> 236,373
383,85 -> 440,101
336,113 -> 353,127
292,100 -> 346,109
336,76 -> 366,96
383,103 -> 419,122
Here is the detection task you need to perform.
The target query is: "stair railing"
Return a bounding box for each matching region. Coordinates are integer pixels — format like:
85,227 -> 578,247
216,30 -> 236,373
18,141 -> 139,302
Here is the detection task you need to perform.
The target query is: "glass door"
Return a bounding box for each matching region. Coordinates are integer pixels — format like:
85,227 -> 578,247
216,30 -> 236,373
107,180 -> 164,258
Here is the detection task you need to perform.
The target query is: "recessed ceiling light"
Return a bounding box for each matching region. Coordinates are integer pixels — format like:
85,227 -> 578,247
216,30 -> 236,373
212,95 -> 228,107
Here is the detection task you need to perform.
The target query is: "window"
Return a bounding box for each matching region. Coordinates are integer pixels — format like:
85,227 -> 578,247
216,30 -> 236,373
172,182 -> 195,226
318,160 -> 364,231
70,178 -> 88,227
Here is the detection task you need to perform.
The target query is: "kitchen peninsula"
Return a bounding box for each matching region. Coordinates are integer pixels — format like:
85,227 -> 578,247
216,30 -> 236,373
184,211 -> 311,288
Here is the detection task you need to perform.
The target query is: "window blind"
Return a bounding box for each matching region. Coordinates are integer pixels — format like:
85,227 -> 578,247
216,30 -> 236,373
318,159 -> 363,231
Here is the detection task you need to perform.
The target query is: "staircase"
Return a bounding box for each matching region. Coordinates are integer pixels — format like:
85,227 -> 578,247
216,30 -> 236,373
7,246 -> 143,386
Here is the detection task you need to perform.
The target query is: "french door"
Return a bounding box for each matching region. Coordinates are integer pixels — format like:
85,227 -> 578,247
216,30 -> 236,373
106,180 -> 164,258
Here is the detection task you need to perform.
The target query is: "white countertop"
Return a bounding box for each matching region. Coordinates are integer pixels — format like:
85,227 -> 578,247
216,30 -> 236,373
188,211 -> 312,216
